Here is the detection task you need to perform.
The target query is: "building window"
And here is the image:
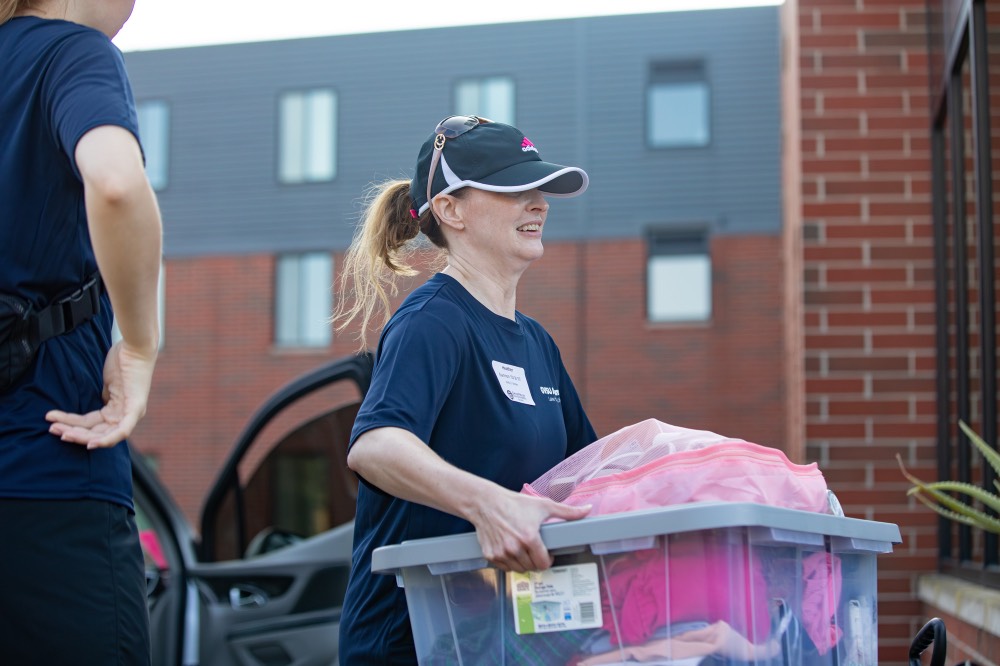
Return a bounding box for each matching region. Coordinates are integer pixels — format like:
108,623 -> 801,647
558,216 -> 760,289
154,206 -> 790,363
136,101 -> 169,190
275,253 -> 332,348
278,89 -> 337,183
647,229 -> 711,323
455,77 -> 515,125
647,62 -> 710,148
112,260 -> 166,349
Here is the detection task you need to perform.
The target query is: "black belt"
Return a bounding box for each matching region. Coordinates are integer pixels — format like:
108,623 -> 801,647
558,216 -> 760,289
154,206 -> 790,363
33,272 -> 103,342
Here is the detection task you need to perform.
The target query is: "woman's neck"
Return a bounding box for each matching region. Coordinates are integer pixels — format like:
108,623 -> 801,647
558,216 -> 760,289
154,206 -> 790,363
15,1 -> 67,21
441,258 -> 522,320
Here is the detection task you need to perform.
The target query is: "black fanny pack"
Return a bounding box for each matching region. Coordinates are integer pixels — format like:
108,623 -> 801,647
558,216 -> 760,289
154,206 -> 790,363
0,273 -> 103,392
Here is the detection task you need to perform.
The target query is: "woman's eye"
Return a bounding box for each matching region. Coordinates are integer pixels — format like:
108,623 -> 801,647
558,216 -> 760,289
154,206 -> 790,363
504,190 -> 534,201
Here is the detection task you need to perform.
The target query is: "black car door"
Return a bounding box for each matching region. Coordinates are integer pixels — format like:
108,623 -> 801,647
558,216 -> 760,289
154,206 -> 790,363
134,352 -> 373,666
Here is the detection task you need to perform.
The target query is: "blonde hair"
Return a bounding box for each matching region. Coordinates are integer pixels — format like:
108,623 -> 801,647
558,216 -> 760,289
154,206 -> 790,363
333,179 -> 448,349
0,0 -> 31,24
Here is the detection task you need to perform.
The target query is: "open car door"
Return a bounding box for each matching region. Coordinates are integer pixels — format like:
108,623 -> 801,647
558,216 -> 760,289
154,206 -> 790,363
134,352 -> 373,666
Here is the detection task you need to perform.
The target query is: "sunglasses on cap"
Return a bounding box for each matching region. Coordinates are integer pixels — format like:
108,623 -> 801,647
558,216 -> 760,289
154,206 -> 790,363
425,115 -> 493,212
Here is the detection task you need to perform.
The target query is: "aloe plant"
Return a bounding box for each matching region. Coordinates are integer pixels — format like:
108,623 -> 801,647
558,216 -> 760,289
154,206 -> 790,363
897,420 -> 1000,534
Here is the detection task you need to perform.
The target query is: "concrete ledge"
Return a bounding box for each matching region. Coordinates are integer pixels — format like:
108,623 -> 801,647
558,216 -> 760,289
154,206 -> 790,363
918,573 -> 1000,637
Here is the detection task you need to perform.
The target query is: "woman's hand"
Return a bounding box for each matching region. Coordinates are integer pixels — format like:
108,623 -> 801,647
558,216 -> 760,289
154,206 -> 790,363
349,427 -> 592,573
469,489 -> 591,572
45,340 -> 157,449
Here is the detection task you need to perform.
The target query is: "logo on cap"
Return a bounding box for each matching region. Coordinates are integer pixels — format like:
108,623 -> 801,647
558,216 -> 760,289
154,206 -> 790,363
521,137 -> 538,154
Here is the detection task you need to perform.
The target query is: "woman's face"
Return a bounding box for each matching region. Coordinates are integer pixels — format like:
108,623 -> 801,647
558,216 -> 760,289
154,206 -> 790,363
451,188 -> 550,270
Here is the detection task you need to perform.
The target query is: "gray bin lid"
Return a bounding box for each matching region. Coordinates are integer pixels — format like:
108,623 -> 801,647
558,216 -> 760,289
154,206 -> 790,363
371,501 -> 902,576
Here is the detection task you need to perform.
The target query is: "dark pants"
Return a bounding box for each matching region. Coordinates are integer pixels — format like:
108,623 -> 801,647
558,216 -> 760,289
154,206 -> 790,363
0,498 -> 151,665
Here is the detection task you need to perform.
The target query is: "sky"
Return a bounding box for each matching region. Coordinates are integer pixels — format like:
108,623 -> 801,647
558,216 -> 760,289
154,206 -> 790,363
113,0 -> 782,52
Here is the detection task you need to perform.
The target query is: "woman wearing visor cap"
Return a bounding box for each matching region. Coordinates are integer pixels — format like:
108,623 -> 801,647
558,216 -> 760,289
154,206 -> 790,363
335,116 -> 598,664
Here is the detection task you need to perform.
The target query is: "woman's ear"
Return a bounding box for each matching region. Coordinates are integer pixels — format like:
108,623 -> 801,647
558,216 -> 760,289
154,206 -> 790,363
431,194 -> 465,231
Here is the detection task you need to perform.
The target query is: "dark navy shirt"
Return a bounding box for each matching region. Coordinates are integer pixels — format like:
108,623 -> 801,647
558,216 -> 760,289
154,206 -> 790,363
339,273 -> 597,664
0,17 -> 140,507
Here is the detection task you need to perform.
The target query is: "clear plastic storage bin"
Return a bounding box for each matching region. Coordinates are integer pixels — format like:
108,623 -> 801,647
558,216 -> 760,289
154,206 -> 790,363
372,502 -> 901,666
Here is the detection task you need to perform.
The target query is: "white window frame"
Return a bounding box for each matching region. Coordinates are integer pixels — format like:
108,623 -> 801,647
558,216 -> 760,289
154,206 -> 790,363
278,89 -> 337,183
454,76 -> 515,125
274,252 -> 333,348
647,230 -> 712,323
647,62 -> 710,148
136,100 -> 170,190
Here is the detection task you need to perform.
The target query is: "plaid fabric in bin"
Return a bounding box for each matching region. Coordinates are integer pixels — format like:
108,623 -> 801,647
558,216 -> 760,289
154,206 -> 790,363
422,613 -> 593,665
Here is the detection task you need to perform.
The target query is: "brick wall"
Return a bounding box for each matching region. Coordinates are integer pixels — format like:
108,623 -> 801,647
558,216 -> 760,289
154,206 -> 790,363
932,605 -> 999,666
527,236 -> 787,444
138,233 -> 786,526
793,0 -> 939,662
134,255 -> 348,521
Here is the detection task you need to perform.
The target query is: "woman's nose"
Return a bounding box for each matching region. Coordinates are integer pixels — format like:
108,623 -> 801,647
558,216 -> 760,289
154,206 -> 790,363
526,189 -> 549,212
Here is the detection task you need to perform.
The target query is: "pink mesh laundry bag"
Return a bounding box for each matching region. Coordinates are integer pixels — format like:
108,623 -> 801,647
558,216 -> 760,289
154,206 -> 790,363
522,418 -> 830,515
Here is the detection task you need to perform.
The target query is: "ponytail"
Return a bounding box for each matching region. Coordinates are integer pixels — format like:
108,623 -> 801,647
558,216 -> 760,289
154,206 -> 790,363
333,179 -> 446,349
0,0 -> 29,25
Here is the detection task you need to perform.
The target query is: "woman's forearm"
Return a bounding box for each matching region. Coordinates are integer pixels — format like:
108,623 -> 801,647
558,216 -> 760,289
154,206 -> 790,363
76,125 -> 163,354
347,426 -> 591,572
348,426 -> 501,521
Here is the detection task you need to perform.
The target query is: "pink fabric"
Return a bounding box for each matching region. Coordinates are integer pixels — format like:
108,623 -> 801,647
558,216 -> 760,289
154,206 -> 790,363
523,419 -> 830,515
139,530 -> 168,569
801,552 -> 843,654
522,419 -> 843,656
599,539 -> 771,647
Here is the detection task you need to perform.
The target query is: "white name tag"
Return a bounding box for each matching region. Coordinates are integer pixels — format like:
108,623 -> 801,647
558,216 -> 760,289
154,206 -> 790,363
491,361 -> 536,406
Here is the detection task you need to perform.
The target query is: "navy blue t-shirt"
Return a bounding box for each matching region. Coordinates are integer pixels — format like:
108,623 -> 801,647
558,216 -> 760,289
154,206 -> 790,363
339,273 -> 597,664
0,17 -> 141,507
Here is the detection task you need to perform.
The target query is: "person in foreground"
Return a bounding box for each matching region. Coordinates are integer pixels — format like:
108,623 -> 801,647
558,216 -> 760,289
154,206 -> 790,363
334,115 -> 598,664
0,0 -> 162,663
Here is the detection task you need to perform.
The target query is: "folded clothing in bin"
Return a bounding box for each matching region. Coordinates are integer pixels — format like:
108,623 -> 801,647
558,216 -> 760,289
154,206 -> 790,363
521,419 -> 842,657
522,418 -> 830,515
371,500 -> 898,666
419,541 -> 778,666
420,540 -> 804,666
596,541 -> 771,647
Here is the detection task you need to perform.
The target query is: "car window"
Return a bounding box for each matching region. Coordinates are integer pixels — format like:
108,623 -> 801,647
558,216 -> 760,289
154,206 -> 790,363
208,400 -> 361,561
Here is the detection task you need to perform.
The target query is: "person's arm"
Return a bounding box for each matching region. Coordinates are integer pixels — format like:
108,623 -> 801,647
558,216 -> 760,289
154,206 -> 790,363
45,125 -> 163,449
348,426 -> 591,573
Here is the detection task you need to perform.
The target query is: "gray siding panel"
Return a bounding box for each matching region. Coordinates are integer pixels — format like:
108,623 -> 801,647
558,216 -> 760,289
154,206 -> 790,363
124,7 -> 781,257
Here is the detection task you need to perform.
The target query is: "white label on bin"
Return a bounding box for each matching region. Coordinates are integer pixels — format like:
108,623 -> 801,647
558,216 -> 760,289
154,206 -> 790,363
510,563 -> 602,635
